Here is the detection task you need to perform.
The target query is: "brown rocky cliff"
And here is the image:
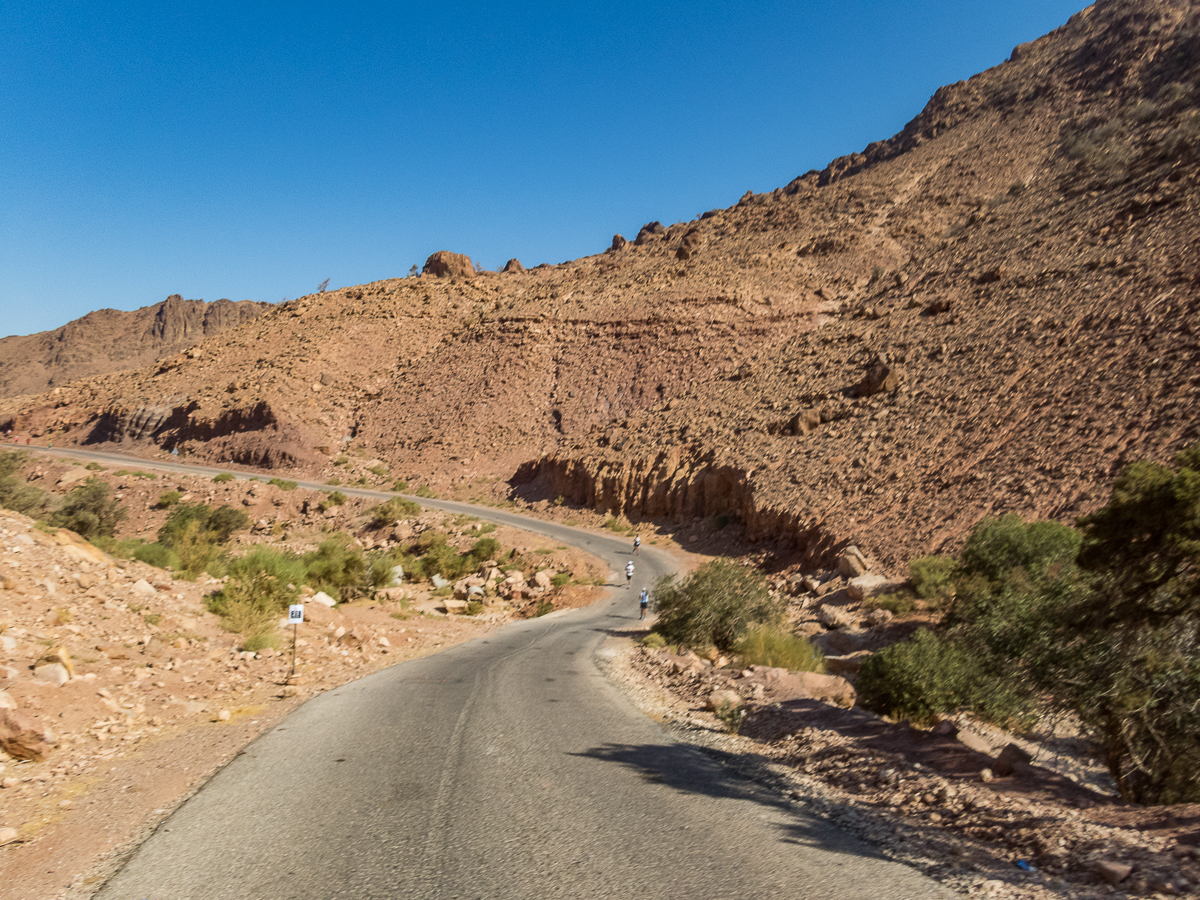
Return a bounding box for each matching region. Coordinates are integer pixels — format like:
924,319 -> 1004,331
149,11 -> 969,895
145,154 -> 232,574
0,296 -> 273,398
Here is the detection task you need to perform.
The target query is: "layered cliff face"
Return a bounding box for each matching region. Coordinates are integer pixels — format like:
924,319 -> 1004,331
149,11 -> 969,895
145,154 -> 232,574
4,0 -> 1200,569
0,295 -> 273,398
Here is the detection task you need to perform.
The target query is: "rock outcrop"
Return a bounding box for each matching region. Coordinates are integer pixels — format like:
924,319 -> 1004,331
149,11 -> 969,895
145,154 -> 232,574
422,251 -> 475,278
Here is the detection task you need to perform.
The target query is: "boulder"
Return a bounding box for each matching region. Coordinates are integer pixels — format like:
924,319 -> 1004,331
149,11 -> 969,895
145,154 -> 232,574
745,666 -> 857,709
0,691 -> 15,709
993,742 -> 1033,776
309,591 -> 336,607
502,258 -> 524,273
443,599 -> 469,614
838,546 -> 870,578
431,574 -> 450,590
131,578 -> 157,599
610,234 -> 628,251
817,603 -> 860,630
0,708 -> 57,761
388,565 -> 404,587
706,689 -> 742,711
847,574 -> 890,602
0,827 -> 18,846
854,357 -> 901,397
422,251 -> 475,278
33,662 -> 70,687
824,650 -> 873,676
1094,860 -> 1133,885
533,570 -> 554,590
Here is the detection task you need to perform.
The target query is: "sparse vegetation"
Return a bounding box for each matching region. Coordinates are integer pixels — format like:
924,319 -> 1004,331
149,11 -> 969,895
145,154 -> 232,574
652,559 -> 781,652
267,478 -> 298,491
156,491 -> 182,509
0,451 -> 47,516
318,491 -> 347,513
213,473 -> 235,483
49,477 -> 126,539
369,497 -> 421,527
714,698 -> 746,734
734,625 -> 824,673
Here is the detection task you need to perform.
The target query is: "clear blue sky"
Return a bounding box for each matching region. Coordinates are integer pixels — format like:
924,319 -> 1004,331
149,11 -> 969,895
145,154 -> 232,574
2,1 -> 1087,338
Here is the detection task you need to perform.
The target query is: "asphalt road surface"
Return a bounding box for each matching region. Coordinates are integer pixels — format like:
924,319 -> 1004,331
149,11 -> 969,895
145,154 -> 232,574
29,447 -> 948,899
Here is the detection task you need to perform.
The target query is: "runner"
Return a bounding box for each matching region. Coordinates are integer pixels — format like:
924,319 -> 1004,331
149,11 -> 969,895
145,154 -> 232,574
625,560 -> 634,588
633,534 -> 641,555
638,588 -> 649,620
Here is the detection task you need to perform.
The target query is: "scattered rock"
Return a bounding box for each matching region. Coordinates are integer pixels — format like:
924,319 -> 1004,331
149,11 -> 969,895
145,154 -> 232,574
0,827 -> 19,846
309,591 -> 336,607
1094,859 -> 1133,885
0,708 -> 58,761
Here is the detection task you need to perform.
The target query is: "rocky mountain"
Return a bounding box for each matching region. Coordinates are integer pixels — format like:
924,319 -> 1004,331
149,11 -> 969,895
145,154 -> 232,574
0,295 -> 273,398
3,0 -> 1199,570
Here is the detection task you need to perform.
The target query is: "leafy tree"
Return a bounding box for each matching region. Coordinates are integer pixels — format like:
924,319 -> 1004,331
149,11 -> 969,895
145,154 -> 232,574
651,559 -> 781,651
49,477 -> 126,539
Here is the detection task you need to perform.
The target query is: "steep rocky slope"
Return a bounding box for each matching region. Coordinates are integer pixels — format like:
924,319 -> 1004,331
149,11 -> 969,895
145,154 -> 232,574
3,0 -> 1200,570
0,296 -> 272,398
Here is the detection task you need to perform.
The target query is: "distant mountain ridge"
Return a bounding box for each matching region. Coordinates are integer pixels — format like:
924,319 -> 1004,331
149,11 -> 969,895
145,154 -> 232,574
0,295 -> 273,398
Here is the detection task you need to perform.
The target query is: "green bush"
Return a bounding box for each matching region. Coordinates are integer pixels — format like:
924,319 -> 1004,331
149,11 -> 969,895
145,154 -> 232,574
466,600 -> 484,616
85,462 -> 104,471
714,698 -> 746,734
909,554 -> 956,603
391,479 -> 409,492
652,559 -> 781,652
156,491 -> 182,509
213,472 -> 235,483
318,491 -> 347,513
552,572 -> 572,588
857,629 -> 1029,726
734,625 -> 824,673
412,484 -> 435,498
49,477 -> 126,539
303,535 -> 368,601
268,478 -> 298,491
642,632 -> 667,649
369,496 -> 421,527
958,515 -> 1081,585
0,451 -> 47,516
132,542 -> 180,570
867,590 -> 918,615
368,465 -> 388,477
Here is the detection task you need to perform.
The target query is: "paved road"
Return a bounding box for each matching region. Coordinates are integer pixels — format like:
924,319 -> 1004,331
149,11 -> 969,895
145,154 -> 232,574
29,447 -> 948,899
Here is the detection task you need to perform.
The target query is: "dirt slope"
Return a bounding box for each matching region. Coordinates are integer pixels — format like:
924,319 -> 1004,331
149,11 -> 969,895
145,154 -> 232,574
3,0 -> 1200,570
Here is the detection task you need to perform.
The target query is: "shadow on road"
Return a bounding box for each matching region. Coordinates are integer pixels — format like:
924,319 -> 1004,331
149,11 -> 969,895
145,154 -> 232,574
572,741 -> 891,860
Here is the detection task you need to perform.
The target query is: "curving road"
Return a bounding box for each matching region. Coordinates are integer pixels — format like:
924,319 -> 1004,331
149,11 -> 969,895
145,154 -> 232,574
28,447 -> 948,899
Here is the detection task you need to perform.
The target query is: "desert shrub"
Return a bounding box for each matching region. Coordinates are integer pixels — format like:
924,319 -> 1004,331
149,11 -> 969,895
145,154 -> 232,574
85,462 -> 103,471
552,572 -> 572,588
534,599 -> 554,617
206,564 -> 293,649
267,478 -> 297,491
642,632 -> 666,649
0,451 -> 47,516
1061,119 -> 1133,182
49,477 -> 126,539
652,559 -> 781,652
391,479 -> 409,492
228,547 -> 307,595
368,465 -> 388,477
866,590 -> 917,615
957,515 -> 1081,585
909,554 -> 957,603
157,503 -> 248,548
412,484 -> 435,498
857,629 -> 1029,726
132,542 -> 180,570
714,699 -> 746,734
370,497 -> 421,527
156,491 -> 182,509
213,472 -> 235,483
734,625 -> 824,673
466,600 -> 484,616
318,491 -> 347,513
303,535 -> 368,601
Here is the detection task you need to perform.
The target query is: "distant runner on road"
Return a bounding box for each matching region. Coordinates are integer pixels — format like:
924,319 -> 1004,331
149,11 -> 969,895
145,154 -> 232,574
625,560 -> 634,588
639,588 -> 649,620
633,534 -> 641,554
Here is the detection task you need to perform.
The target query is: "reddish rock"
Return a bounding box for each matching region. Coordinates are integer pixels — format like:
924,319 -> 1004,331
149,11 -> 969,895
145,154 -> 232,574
422,251 -> 475,278
0,708 -> 58,761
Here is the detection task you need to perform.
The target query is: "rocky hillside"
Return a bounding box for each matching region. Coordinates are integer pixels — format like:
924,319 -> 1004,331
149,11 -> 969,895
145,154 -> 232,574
3,0 -> 1200,570
0,296 -> 272,398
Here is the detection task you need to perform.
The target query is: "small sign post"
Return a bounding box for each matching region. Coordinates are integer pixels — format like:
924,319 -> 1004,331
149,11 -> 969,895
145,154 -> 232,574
287,604 -> 304,682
